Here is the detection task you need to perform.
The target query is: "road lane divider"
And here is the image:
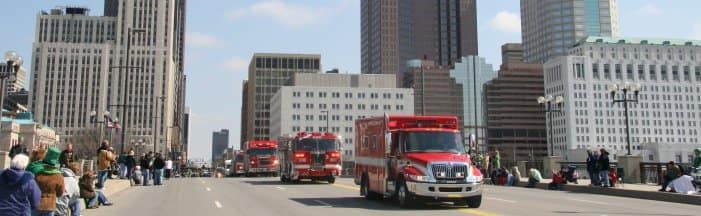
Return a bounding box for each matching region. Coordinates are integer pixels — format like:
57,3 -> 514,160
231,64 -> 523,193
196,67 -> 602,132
276,186 -> 286,190
206,187 -> 211,191
313,199 -> 332,207
332,183 -> 360,191
567,198 -> 608,205
460,209 -> 499,216
485,197 -> 516,203
214,200 -> 223,208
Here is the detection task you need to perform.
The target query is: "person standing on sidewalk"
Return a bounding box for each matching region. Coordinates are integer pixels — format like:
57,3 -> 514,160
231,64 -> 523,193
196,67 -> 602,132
30,147 -> 65,216
586,150 -> 600,186
165,157 -> 173,180
153,153 -> 165,185
58,144 -> 77,169
97,144 -> 116,189
117,151 -> 127,179
598,148 -> 611,187
126,149 -> 136,179
0,154 -> 41,216
140,153 -> 152,186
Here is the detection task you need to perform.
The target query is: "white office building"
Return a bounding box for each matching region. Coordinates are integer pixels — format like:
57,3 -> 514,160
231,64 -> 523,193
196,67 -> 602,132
29,1 -> 187,152
270,73 -> 414,161
544,37 -> 701,161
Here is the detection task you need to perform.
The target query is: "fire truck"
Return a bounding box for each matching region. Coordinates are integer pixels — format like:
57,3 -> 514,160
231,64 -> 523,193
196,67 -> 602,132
278,132 -> 342,184
233,152 -> 245,177
354,115 -> 483,208
244,140 -> 279,177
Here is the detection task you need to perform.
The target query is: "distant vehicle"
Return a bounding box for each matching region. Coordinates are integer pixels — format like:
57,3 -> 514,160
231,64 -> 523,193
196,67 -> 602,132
201,169 -> 212,177
234,152 -> 246,177
354,115 -> 483,208
278,132 -> 342,184
244,140 -> 279,177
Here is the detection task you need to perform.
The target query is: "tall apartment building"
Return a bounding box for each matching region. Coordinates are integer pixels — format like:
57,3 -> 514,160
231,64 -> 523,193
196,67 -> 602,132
404,59 -> 464,125
361,0 -> 478,75
544,37 -> 701,161
270,73 -> 414,161
485,44 -> 546,162
211,129 -> 229,163
242,53 -> 321,143
450,56 -> 497,146
521,0 -> 619,63
239,80 -> 248,149
29,1 -> 187,153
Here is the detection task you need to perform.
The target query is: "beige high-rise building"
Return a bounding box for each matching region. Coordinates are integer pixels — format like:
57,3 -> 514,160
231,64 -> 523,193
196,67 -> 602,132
520,0 -> 619,63
29,1 -> 187,154
403,60 -> 464,125
242,53 -> 321,144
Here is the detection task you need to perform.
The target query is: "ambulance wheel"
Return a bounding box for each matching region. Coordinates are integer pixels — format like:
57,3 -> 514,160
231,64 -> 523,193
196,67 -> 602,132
361,175 -> 381,200
280,175 -> 288,183
327,176 -> 336,184
466,195 -> 482,208
397,181 -> 415,208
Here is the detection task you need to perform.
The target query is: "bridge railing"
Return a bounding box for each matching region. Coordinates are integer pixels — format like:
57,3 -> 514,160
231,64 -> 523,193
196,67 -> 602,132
639,162 -> 691,184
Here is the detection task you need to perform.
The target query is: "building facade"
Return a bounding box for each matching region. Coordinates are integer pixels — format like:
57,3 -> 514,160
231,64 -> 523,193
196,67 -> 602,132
404,60 -> 464,125
243,53 -> 321,143
450,56 -> 497,147
544,37 -> 701,161
521,0 -> 619,63
270,73 -> 413,161
29,1 -> 187,153
0,63 -> 26,94
485,45 -> 546,162
211,129 -> 229,164
240,80 -> 248,149
361,0 -> 478,75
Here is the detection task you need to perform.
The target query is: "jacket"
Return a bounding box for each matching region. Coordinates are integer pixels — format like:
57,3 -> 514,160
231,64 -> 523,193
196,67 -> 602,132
54,168 -> 80,216
140,156 -> 153,170
586,153 -> 597,171
78,174 -> 96,199
126,155 -> 137,168
694,148 -> 701,168
598,153 -> 610,171
0,168 -> 41,216
35,172 -> 64,212
98,150 -> 116,171
154,157 -> 166,170
58,150 -> 77,168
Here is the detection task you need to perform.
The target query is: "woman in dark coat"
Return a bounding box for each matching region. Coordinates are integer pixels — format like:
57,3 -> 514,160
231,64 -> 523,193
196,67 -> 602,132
598,148 -> 611,187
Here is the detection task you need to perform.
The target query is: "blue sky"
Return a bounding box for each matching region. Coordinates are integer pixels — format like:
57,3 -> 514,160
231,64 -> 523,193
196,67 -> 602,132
1,0 -> 700,161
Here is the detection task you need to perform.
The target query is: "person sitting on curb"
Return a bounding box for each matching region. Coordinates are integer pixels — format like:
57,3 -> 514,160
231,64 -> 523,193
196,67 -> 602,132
0,154 -> 41,216
79,171 -> 113,209
55,163 -> 81,216
660,161 -> 681,192
526,168 -> 542,188
548,170 -> 565,190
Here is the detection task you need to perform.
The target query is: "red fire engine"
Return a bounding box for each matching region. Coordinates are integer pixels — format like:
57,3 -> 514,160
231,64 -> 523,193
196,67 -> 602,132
244,140 -> 279,177
233,152 -> 245,177
278,132 -> 342,183
354,115 -> 483,208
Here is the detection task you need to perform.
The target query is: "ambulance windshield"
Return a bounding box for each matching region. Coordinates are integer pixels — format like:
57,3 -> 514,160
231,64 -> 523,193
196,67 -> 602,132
404,131 -> 465,153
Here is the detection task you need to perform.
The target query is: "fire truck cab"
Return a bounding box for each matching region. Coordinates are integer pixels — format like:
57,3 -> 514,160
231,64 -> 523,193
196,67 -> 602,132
244,140 -> 279,177
233,152 -> 245,177
278,132 -> 342,184
354,116 -> 483,208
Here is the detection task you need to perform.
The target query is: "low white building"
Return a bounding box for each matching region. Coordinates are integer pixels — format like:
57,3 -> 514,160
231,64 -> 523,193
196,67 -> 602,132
269,73 -> 414,161
544,37 -> 701,161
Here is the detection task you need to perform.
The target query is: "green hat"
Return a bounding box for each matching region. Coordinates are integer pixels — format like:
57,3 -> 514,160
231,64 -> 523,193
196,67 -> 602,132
42,147 -> 62,168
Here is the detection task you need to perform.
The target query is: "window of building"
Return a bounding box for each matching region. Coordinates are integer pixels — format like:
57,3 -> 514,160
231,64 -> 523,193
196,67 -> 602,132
649,65 -> 657,80
696,66 -> 701,82
345,104 -> 352,110
603,64 -> 611,79
306,92 -> 313,97
661,65 -> 668,81
592,63 -> 599,79
672,65 -> 679,81
615,64 -> 622,79
626,64 -> 633,79
637,65 -> 645,80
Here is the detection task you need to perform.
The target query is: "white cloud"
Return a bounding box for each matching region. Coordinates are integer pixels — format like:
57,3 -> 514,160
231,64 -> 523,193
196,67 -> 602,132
638,4 -> 660,15
227,0 -> 335,28
694,23 -> 701,39
489,11 -> 521,34
186,32 -> 227,48
222,56 -> 248,72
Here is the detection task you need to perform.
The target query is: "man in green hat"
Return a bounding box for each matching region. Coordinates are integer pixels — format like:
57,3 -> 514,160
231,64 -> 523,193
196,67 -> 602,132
693,148 -> 701,169
30,147 -> 65,215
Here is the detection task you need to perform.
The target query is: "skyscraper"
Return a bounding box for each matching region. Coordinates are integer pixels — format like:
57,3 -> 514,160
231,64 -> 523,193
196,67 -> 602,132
29,0 -> 187,153
211,129 -> 229,164
404,59 -> 464,125
242,53 -> 321,143
361,0 -> 478,75
520,0 -> 619,63
450,56 -> 496,147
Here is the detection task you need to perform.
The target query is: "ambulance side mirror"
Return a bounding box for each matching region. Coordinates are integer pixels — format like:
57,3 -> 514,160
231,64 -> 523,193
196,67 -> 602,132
384,132 -> 391,155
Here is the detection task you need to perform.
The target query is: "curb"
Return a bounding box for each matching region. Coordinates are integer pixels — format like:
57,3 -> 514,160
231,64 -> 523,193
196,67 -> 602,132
80,179 -> 132,211
491,179 -> 701,206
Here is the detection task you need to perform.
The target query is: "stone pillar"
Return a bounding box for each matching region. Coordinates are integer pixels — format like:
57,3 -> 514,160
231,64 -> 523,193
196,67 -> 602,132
0,151 -> 10,170
542,156 -> 562,178
617,155 -> 642,183
517,161 -> 527,177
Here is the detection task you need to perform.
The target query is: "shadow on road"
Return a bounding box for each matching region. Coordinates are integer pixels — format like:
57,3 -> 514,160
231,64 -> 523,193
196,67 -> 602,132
290,197 -> 466,211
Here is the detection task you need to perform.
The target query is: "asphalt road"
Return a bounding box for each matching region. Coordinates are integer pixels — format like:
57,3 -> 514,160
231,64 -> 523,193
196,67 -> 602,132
89,177 -> 701,216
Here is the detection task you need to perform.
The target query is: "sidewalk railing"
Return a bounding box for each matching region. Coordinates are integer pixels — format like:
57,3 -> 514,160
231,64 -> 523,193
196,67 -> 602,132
639,162 -> 691,184
557,162 -> 618,180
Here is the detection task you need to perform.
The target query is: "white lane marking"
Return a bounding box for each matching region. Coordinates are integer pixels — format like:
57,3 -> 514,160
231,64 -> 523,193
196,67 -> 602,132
485,197 -> 517,203
568,198 -> 608,205
214,200 -> 222,208
275,186 -> 286,190
201,179 -> 206,184
206,187 -> 211,191
313,200 -> 332,207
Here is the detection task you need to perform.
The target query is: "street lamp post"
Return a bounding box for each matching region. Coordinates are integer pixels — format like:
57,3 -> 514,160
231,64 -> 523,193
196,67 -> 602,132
320,110 -> 330,132
1,51 -> 23,120
608,81 -> 641,156
538,95 -> 564,157
112,28 -> 146,153
89,110 -> 112,147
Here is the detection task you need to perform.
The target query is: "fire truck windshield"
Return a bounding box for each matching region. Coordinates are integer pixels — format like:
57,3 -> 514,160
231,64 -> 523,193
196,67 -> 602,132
294,138 -> 338,151
403,131 -> 465,153
235,155 -> 244,162
247,149 -> 276,155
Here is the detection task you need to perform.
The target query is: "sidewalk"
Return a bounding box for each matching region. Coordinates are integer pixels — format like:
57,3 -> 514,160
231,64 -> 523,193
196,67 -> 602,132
486,177 -> 701,205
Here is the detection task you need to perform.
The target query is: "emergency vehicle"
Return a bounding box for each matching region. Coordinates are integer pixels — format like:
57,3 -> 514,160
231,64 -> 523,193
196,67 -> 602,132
354,115 -> 483,208
278,132 -> 342,183
233,152 -> 245,177
244,140 -> 279,177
